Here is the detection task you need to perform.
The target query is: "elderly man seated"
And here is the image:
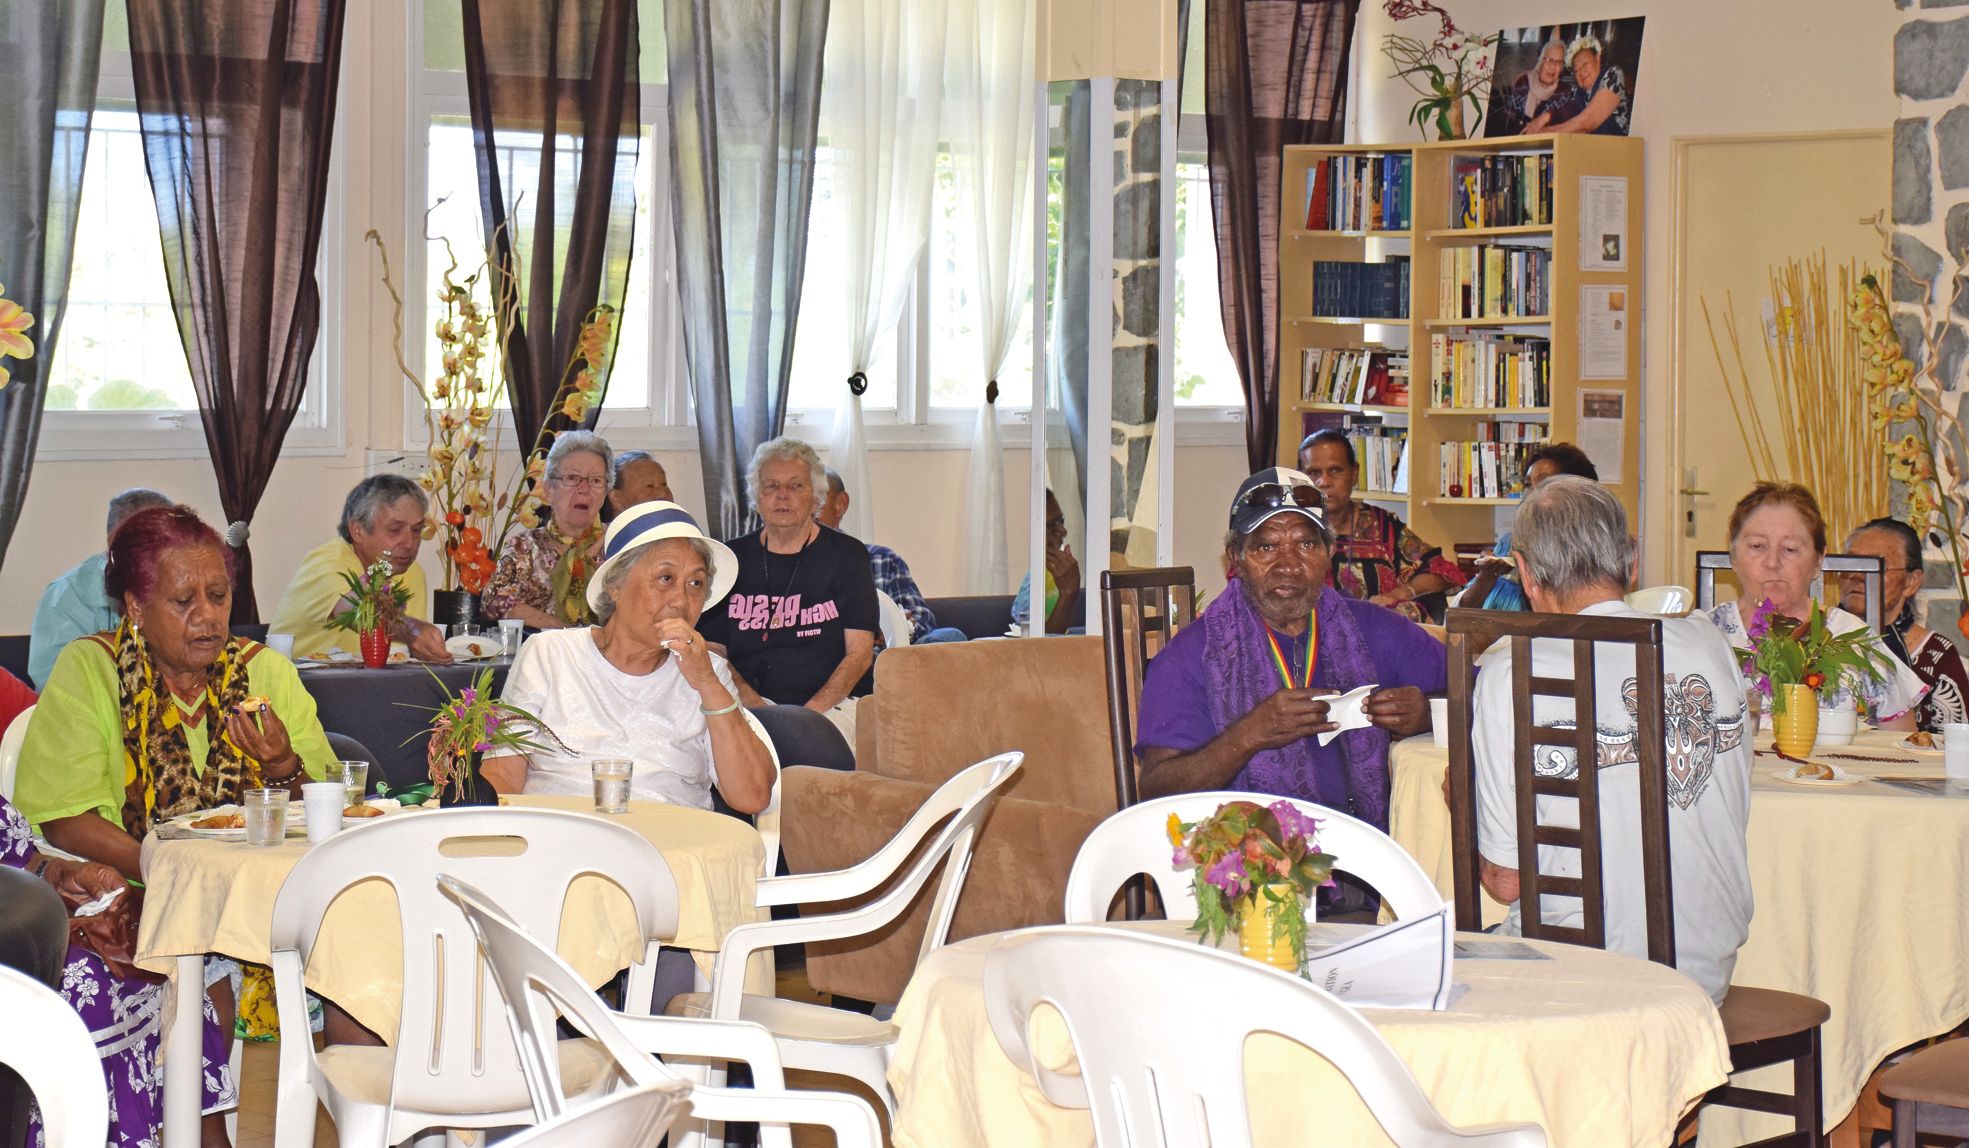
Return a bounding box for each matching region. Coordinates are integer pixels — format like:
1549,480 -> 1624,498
817,467 -> 966,645
1472,476 -> 1751,1003
268,474 -> 450,662
1135,469 -> 1443,844
29,488 -> 173,687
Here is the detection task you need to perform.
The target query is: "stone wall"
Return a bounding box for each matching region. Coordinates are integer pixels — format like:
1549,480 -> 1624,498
1111,79 -> 1162,561
1893,0 -> 1969,635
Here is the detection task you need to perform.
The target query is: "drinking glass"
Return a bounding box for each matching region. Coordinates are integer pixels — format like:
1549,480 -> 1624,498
336,760 -> 370,798
1946,723 -> 1969,780
591,759 -> 633,814
265,632 -> 296,659
498,618 -> 525,658
243,788 -> 290,846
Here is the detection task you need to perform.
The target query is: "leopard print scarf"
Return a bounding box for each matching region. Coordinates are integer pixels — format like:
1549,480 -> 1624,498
114,619 -> 255,838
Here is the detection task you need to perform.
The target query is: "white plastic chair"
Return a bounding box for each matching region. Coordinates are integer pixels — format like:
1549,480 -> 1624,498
669,751 -> 1024,1117
439,874 -> 882,1148
1063,791 -> 1446,924
985,927 -> 1546,1147
0,964 -> 108,1148
268,807 -> 681,1148
497,1079 -> 693,1148
876,590 -> 913,648
0,701 -> 33,801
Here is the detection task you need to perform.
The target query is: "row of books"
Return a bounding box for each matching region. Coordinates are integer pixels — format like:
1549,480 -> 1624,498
1303,153 -> 1412,232
1350,426 -> 1409,495
1427,334 -> 1551,409
1436,245 -> 1549,321
1452,154 -> 1556,229
1313,258 -> 1411,319
1438,422 -> 1548,499
1300,348 -> 1411,407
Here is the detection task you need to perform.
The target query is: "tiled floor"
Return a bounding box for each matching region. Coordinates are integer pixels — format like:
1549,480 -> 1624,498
229,966 -> 882,1148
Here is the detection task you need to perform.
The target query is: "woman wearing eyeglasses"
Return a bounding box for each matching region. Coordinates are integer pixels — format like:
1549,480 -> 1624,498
1298,429 -> 1466,623
483,431 -> 614,629
1845,517 -> 1966,732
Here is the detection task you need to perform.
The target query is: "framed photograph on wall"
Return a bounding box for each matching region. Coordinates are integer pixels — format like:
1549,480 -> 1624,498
1483,18 -> 1645,138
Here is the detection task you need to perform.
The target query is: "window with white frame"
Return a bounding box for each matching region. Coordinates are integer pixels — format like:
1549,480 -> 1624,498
40,12 -> 340,459
412,2 -> 679,442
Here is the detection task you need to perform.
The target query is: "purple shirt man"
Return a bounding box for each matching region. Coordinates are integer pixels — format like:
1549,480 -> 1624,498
1134,468 -> 1446,831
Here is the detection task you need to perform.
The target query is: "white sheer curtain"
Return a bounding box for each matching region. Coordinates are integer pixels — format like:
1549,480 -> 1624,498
821,0 -> 950,545
947,0 -> 1034,594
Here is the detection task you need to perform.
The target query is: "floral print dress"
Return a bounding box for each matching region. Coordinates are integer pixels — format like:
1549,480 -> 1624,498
3,796 -> 235,1146
1327,502 -> 1467,623
481,525 -> 604,626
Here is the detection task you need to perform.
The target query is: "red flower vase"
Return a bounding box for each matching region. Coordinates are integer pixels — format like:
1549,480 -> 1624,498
359,626 -> 389,669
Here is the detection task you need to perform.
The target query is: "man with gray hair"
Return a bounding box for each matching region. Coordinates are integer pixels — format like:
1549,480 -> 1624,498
28,488 -> 174,686
268,474 -> 451,662
1471,475 -> 1751,1003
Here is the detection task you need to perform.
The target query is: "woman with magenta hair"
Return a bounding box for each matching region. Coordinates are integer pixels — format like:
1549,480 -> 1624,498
11,504 -> 337,1146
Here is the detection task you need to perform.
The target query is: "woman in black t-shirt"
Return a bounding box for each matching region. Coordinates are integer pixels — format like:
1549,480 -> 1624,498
697,437 -> 880,711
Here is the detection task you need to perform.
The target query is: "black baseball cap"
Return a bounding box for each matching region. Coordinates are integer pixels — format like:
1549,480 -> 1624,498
1229,468 -> 1328,536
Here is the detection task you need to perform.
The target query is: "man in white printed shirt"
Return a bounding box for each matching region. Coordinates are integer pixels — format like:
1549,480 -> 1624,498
1473,476 -> 1752,1003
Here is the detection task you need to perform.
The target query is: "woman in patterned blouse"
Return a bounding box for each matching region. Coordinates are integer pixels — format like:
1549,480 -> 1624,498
1544,33 -> 1632,136
1844,517 -> 1969,733
1297,430 -> 1466,623
483,431 -> 613,629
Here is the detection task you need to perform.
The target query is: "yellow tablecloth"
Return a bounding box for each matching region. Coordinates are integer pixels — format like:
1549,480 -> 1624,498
887,920 -> 1729,1148
1388,728 -> 1969,1141
135,794 -> 769,1042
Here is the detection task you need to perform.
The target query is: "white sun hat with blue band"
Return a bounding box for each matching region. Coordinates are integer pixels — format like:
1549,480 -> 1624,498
586,501 -> 741,615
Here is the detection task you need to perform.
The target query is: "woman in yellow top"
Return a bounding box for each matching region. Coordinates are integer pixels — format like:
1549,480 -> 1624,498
12,504 -> 336,1146
483,430 -> 613,629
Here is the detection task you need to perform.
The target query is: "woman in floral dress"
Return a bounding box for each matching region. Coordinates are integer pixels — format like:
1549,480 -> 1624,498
1298,430 -> 1466,623
3,794 -> 234,1147
483,431 -> 613,629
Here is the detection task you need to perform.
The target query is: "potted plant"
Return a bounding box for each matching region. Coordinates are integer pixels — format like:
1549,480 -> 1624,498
332,551 -> 412,668
418,665 -> 566,807
1381,0 -> 1497,141
1734,598 -> 1891,758
1169,799 -> 1337,973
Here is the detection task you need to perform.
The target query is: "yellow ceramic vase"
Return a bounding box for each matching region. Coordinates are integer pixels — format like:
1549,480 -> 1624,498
1236,883 -> 1303,972
1770,683 -> 1820,759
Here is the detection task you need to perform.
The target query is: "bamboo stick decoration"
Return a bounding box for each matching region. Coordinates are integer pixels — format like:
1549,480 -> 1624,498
1701,253 -> 1888,545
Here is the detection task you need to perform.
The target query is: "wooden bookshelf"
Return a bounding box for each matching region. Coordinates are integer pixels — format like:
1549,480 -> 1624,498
1276,135 -> 1644,547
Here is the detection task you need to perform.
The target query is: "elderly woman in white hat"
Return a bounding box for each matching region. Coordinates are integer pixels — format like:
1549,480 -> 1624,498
482,502 -> 776,813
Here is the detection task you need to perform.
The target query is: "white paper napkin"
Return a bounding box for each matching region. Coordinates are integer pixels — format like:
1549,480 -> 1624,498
1317,682 -> 1379,746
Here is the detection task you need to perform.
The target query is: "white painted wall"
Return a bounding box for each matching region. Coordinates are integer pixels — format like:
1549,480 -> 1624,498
1354,0 -> 1898,584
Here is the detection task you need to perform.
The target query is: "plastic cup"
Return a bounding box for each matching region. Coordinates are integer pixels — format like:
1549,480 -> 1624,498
591,759 -> 633,814
265,632 -> 295,659
1814,704 -> 1857,749
1947,723 -> 1969,780
243,788 -> 290,847
336,760 -> 370,798
1430,697 -> 1450,750
301,781 -> 347,843
499,618 -> 525,658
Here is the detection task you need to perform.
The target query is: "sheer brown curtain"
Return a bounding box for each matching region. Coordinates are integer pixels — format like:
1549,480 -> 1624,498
461,0 -> 639,455
1205,0 -> 1356,470
128,0 -> 348,621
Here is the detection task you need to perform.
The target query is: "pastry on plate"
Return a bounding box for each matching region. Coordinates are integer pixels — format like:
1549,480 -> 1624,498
192,811 -> 246,830
343,804 -> 386,818
1787,761 -> 1834,781
1906,730 -> 1938,750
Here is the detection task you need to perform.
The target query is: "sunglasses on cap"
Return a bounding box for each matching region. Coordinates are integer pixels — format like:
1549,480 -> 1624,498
1236,482 -> 1323,513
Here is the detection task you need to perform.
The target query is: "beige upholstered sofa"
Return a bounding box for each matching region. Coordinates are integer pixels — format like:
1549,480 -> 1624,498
778,636 -> 1117,1005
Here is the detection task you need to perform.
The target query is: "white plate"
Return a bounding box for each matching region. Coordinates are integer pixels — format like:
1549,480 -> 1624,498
1765,764 -> 1863,787
341,804 -> 402,827
444,634 -> 500,660
1625,585 -> 1694,616
1901,734 -> 1945,756
170,805 -> 308,838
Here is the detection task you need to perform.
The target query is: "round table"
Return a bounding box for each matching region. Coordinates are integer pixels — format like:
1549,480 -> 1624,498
886,920 -> 1730,1148
1389,727 -> 1969,1142
136,795 -> 769,1147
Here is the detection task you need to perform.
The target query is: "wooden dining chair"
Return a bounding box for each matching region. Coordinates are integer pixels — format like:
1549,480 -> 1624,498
1874,1038 -> 1969,1147
1099,566 -> 1196,814
1444,607 -> 1831,1148
1694,550 -> 1883,631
